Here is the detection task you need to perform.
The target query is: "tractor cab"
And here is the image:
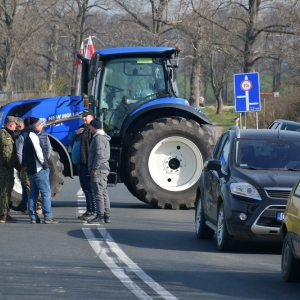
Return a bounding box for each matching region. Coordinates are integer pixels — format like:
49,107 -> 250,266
78,47 -> 214,208
84,47 -> 180,136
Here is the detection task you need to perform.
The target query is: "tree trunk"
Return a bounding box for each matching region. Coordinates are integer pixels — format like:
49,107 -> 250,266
215,90 -> 223,114
189,40 -> 201,107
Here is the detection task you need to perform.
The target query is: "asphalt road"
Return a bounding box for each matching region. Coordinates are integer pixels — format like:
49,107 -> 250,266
0,178 -> 299,300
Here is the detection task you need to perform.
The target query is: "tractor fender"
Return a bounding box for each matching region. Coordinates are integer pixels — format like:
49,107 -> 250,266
120,99 -> 213,139
48,134 -> 74,178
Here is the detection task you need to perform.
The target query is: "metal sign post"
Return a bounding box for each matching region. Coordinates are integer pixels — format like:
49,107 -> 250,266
260,92 -> 279,127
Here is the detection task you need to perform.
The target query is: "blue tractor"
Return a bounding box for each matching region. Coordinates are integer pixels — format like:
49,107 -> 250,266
0,46 -> 215,209
0,95 -> 84,205
79,46 -> 215,209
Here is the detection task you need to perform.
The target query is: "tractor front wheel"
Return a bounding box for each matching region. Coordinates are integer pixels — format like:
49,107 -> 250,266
128,117 -> 214,209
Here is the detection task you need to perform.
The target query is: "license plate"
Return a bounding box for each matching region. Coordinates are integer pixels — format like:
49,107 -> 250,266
276,212 -> 285,221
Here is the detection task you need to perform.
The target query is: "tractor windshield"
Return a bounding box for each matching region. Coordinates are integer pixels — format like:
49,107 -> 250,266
93,57 -> 168,136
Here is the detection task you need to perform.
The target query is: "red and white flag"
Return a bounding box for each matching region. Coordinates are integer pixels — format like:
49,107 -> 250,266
85,36 -> 95,60
75,42 -> 85,65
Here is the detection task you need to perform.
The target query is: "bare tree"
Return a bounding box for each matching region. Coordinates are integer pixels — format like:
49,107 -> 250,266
191,0 -> 297,72
0,0 -> 47,91
112,0 -> 175,46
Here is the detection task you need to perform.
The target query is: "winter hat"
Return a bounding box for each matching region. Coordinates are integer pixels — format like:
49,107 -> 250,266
82,109 -> 94,116
89,118 -> 101,129
30,117 -> 43,128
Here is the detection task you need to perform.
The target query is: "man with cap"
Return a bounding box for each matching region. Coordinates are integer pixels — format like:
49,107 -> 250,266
23,117 -> 58,224
88,118 -> 111,224
68,109 -> 96,220
14,117 -> 46,214
0,116 -> 21,223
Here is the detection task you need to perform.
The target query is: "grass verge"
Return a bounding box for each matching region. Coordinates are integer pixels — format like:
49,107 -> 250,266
201,106 -> 240,132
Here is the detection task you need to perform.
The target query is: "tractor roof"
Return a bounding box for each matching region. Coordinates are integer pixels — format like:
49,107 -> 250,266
95,47 -> 177,58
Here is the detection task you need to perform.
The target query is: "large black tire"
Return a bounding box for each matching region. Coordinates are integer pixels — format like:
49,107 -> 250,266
127,117 -> 215,209
48,150 -> 64,198
217,203 -> 236,251
281,235 -> 300,282
11,150 -> 64,206
195,193 -> 215,239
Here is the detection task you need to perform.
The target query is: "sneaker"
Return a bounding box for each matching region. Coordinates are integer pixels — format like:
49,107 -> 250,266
0,214 -> 17,223
83,214 -> 96,221
78,212 -> 89,220
88,215 -> 104,225
104,215 -> 111,223
44,217 -> 59,224
31,216 -> 41,224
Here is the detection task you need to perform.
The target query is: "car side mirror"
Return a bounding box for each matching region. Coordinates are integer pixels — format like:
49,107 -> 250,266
205,159 -> 224,177
205,159 -> 221,171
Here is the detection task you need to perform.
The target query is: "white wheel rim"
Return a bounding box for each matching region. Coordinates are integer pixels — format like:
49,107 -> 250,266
195,198 -> 202,233
148,136 -> 203,192
13,169 -> 22,194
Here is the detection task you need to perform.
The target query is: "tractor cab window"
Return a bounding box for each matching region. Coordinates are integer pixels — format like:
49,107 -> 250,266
98,57 -> 167,136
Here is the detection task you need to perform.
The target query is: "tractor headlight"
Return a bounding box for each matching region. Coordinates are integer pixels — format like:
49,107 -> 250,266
230,182 -> 261,200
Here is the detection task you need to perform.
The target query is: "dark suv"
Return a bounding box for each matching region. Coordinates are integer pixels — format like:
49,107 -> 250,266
195,127 -> 300,251
268,119 -> 300,131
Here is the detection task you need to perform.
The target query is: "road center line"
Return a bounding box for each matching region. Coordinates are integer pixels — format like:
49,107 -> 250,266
82,228 -> 152,300
82,228 -> 178,300
98,229 -> 178,300
78,188 -> 177,299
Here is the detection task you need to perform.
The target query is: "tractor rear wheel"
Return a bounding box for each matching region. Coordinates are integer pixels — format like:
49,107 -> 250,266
128,117 -> 214,209
11,150 -> 64,207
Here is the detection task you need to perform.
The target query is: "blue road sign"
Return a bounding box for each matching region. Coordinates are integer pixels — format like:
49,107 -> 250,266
234,72 -> 261,112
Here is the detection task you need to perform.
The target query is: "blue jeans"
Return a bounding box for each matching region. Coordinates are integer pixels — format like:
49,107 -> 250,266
28,169 -> 53,219
77,164 -> 95,214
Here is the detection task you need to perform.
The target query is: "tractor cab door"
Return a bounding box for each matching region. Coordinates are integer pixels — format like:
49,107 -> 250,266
89,56 -> 168,185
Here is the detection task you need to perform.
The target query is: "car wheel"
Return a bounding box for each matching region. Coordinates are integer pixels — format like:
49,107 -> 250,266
195,194 -> 215,239
281,235 -> 300,282
217,203 -> 236,251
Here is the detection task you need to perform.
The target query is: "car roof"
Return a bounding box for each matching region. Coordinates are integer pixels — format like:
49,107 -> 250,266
271,119 -> 300,125
228,127 -> 300,140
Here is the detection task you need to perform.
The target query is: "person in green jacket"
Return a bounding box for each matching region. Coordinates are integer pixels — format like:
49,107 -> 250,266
0,116 -> 21,223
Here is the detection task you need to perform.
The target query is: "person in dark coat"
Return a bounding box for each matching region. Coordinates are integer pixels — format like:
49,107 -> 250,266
68,109 -> 96,221
23,117 -> 58,224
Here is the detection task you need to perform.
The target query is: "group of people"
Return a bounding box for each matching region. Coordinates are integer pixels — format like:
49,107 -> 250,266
0,109 -> 112,225
69,109 -> 111,225
0,116 -> 58,224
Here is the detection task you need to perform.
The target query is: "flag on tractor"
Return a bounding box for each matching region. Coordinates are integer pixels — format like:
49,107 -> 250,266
85,36 -> 95,60
75,42 -> 85,65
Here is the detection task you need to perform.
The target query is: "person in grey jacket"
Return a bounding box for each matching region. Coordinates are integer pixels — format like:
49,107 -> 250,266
88,118 -> 111,225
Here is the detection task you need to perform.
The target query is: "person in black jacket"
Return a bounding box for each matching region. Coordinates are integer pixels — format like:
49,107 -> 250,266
23,117 -> 58,224
68,109 -> 95,221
